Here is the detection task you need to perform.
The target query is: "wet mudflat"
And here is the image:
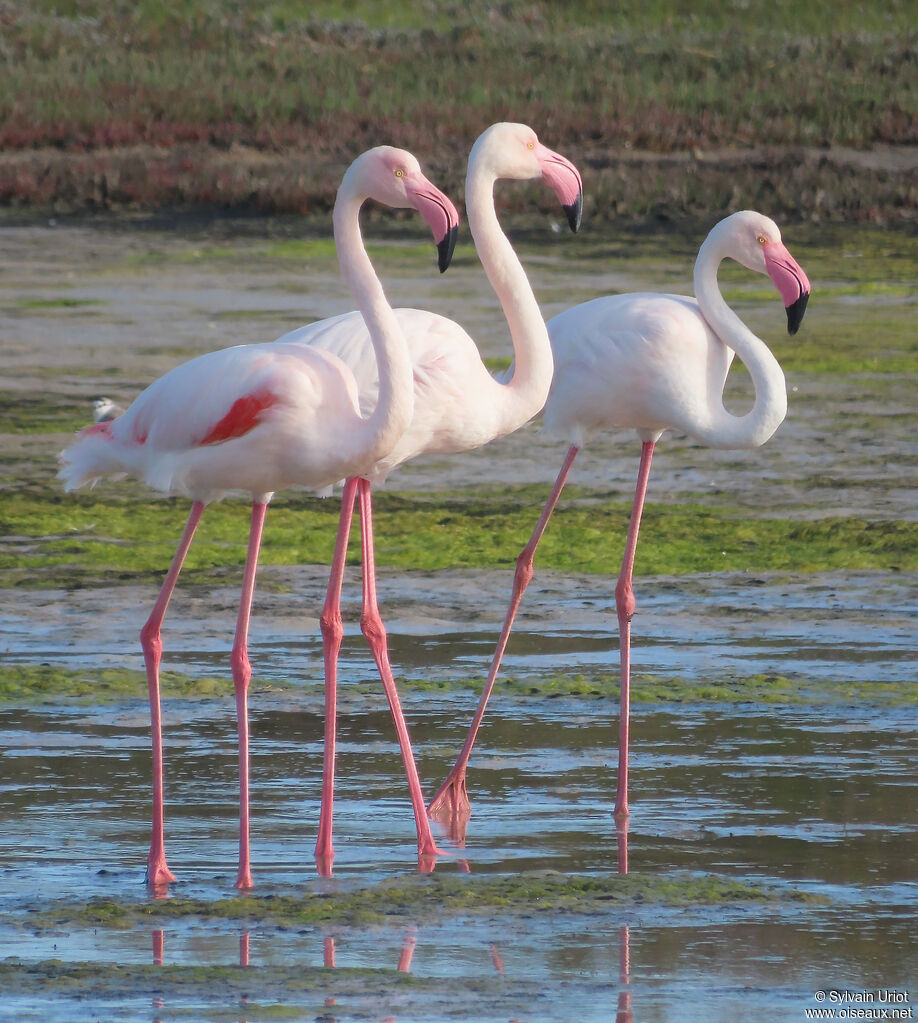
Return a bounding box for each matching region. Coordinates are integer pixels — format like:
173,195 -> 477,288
0,217 -> 916,1021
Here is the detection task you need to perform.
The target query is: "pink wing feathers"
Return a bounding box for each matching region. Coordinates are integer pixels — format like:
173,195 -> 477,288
59,342 -> 362,496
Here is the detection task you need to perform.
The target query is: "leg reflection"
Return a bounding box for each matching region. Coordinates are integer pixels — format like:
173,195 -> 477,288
616,819 -> 634,1023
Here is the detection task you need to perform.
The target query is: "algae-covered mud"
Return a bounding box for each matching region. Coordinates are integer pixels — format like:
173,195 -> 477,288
1,218 -> 916,1021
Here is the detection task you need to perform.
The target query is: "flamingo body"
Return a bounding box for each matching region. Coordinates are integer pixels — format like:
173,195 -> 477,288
276,122 -> 584,483
277,306 -> 525,480
61,342 -> 365,501
543,292 -> 735,446
59,145 -> 460,887
429,210 -> 812,830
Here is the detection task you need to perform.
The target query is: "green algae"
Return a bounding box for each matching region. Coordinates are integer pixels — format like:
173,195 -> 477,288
0,664 -> 232,704
0,391 -> 89,435
31,870 -> 813,934
123,236 -> 434,274
16,297 -> 105,312
2,662 -> 914,708
771,306 -> 918,375
2,487 -> 916,590
0,957 -> 421,1014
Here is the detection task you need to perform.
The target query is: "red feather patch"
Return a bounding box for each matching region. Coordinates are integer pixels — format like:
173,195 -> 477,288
198,389 -> 278,446
78,422 -> 113,438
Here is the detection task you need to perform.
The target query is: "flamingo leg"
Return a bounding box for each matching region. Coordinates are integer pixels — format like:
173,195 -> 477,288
428,444 -> 580,827
232,500 -> 268,890
140,499 -> 205,885
356,478 -> 442,865
315,477 -> 359,876
614,440 -> 655,819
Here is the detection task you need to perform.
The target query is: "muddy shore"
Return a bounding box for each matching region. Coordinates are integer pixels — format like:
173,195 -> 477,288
1,143 -> 916,227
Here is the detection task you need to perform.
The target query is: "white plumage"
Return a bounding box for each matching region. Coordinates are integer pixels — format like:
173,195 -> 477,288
276,306 -> 521,479
62,342 -> 365,502
430,210 -> 812,828
58,146 -> 460,889
277,122 -> 584,485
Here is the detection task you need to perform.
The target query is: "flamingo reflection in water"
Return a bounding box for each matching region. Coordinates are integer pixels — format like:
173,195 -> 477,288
616,820 -> 634,1023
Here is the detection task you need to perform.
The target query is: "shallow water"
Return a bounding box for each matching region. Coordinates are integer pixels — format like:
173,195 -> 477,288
2,565 -> 917,1021
2,692 -> 917,1020
1,220 -> 916,1021
2,566 -> 914,688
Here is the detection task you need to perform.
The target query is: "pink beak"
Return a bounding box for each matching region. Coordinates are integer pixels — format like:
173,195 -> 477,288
535,143 -> 583,233
404,172 -> 461,273
764,241 -> 811,335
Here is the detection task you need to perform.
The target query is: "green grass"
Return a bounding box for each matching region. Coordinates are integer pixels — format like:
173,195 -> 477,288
6,1 -> 910,149
0,2 -> 914,218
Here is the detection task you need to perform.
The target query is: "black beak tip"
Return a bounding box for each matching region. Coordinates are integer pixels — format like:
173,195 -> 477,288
437,224 -> 458,274
564,193 -> 583,234
786,291 -> 809,336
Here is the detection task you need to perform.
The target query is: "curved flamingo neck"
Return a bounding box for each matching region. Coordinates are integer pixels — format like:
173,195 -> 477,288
333,191 -> 414,468
692,231 -> 788,449
466,156 -> 554,434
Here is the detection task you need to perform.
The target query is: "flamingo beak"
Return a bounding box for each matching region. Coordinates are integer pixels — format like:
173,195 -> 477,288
785,291 -> 809,336
764,241 -> 811,336
437,222 -> 459,274
563,191 -> 584,234
404,173 -> 461,273
536,144 -> 584,233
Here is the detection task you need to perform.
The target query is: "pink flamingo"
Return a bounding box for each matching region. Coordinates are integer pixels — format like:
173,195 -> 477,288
282,123 -> 577,877
59,146 -> 459,888
277,123 -> 582,477
429,210 -> 811,827
273,122 -> 582,863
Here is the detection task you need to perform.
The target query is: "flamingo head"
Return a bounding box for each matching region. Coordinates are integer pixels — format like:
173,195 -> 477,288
471,122 -> 583,233
725,211 -> 812,335
346,147 -> 460,273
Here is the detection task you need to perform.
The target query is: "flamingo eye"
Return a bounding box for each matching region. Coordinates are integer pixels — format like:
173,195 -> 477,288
757,235 -> 768,245
395,168 -> 404,178
527,141 -> 535,150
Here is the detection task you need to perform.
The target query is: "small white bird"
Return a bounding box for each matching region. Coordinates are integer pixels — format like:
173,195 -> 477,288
92,397 -> 124,423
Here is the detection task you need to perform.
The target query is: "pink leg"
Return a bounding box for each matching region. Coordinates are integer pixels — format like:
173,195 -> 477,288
140,500 -> 205,886
428,445 -> 580,826
232,500 -> 268,890
614,440 -> 654,819
357,478 -> 442,865
396,932 -> 417,972
315,478 -> 359,876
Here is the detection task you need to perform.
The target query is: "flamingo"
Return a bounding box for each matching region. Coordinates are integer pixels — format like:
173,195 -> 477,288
271,123 -> 582,860
428,209 -> 811,827
58,146 -> 460,888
